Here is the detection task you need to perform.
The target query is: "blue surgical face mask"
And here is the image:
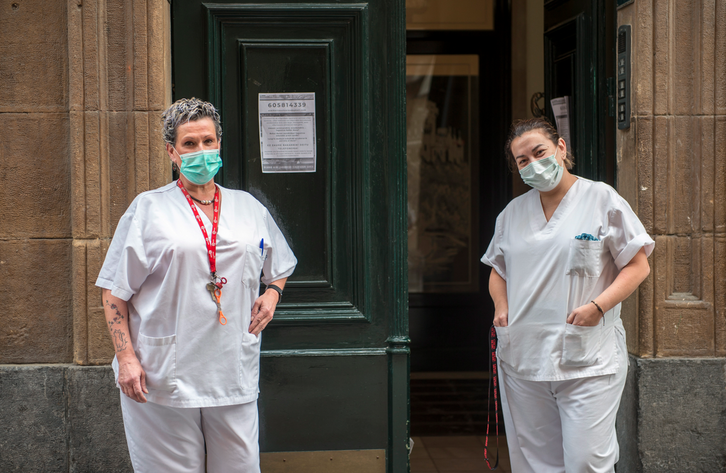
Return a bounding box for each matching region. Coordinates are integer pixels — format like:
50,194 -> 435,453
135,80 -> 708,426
519,150 -> 564,192
175,148 -> 222,185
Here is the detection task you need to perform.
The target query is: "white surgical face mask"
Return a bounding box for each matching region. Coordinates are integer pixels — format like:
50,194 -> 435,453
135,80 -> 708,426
519,149 -> 564,192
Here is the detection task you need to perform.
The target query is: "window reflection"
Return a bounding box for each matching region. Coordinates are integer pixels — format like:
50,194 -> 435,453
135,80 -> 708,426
407,55 -> 479,293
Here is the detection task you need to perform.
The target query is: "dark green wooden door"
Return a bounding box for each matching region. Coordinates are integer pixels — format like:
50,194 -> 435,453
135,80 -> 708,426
172,1 -> 409,471
544,0 -> 616,184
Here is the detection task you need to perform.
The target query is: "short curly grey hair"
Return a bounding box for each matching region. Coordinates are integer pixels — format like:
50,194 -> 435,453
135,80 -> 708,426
161,97 -> 222,146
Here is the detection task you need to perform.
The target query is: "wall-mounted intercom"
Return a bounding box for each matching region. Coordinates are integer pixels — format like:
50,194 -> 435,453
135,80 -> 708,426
617,25 -> 631,130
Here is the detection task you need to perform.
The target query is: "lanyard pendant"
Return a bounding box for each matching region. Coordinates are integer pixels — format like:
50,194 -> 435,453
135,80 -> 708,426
206,276 -> 228,325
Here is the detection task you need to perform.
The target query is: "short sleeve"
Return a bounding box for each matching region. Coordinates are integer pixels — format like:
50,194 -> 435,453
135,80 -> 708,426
481,213 -> 507,280
605,195 -> 655,270
95,211 -> 150,301
261,209 -> 297,285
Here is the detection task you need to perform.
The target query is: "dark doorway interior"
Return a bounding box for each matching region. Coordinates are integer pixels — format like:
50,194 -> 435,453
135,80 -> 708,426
407,0 -> 511,436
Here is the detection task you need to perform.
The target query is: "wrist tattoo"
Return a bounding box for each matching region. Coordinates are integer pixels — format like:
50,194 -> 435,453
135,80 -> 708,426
112,329 -> 128,352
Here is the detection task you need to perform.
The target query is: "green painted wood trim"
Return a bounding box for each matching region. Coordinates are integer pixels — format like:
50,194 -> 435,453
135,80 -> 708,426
386,0 -> 410,471
270,313 -> 369,325
261,348 -> 387,358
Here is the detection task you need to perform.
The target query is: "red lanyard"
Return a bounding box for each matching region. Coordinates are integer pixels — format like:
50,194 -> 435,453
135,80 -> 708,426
177,179 -> 220,274
485,325 -> 500,470
177,179 -> 227,325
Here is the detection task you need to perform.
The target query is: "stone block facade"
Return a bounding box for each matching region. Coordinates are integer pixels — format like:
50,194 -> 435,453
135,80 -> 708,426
0,0 -> 171,367
616,1 -> 726,471
618,0 -> 726,359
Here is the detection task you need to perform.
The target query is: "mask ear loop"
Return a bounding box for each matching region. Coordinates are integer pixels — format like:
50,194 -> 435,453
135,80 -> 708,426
554,139 -> 567,168
168,145 -> 181,177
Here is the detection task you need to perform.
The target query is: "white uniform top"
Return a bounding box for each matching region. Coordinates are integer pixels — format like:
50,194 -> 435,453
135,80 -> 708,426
96,181 -> 297,407
481,178 -> 654,381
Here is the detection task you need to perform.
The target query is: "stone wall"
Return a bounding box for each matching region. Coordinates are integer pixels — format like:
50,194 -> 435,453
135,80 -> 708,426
617,0 -> 726,359
0,0 -> 171,366
616,1 -> 726,471
0,2 -> 170,470
0,365 -> 133,472
1,1 -> 74,363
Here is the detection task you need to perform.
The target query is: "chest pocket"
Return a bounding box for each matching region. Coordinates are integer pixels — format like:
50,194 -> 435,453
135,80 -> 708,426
242,244 -> 266,288
566,239 -> 605,278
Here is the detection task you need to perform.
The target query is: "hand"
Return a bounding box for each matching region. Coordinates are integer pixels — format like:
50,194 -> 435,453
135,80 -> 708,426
567,302 -> 602,326
116,352 -> 148,403
249,289 -> 280,335
493,310 -> 508,327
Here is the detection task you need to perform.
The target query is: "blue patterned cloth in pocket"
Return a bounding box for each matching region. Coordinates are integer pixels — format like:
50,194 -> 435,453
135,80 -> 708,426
574,233 -> 599,241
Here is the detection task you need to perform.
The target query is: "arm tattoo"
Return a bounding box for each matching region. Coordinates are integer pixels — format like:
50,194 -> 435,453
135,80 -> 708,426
106,299 -> 129,352
105,299 -> 126,325
112,329 -> 129,352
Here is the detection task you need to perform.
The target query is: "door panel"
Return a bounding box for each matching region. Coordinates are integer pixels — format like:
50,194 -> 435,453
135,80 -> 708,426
259,354 -> 387,450
544,0 -> 615,183
172,1 -> 408,470
208,5 -> 369,328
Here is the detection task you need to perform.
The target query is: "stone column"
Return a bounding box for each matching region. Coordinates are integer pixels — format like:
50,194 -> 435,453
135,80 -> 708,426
616,1 -> 726,471
68,0 -> 172,365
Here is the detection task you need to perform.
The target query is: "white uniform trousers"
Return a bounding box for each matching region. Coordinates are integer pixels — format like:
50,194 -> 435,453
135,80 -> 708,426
498,361 -> 627,473
120,394 -> 260,473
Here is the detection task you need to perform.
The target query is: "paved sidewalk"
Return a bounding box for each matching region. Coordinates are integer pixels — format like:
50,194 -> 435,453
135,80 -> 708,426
410,436 -> 510,472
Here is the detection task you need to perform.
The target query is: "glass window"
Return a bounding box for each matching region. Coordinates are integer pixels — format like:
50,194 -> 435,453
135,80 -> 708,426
407,55 -> 479,293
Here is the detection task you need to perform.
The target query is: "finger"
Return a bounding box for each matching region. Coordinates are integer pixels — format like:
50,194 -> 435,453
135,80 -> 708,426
251,314 -> 273,335
566,312 -> 575,324
249,315 -> 260,333
253,317 -> 268,335
124,388 -> 137,402
132,376 -> 146,401
250,317 -> 265,335
140,371 -> 149,394
125,382 -> 137,402
134,384 -> 147,403
251,299 -> 262,314
249,305 -> 268,329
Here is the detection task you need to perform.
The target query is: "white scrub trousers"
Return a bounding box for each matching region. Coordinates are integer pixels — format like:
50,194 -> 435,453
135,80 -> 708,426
498,362 -> 627,473
120,394 -> 260,473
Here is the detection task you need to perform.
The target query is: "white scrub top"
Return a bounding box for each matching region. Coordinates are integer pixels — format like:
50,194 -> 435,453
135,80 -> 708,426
481,178 -> 654,381
96,181 -> 297,407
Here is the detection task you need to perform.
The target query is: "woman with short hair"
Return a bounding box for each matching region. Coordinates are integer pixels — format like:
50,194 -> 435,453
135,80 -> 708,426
96,97 -> 296,472
482,117 -> 653,472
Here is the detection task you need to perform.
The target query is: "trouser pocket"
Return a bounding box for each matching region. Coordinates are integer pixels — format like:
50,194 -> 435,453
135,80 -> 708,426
561,323 -> 602,367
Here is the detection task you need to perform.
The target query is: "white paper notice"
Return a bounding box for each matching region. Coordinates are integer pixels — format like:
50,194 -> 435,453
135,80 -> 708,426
550,96 -> 572,153
258,93 -> 316,173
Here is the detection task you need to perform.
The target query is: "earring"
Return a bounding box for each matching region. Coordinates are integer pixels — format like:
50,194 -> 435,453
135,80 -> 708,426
171,161 -> 179,172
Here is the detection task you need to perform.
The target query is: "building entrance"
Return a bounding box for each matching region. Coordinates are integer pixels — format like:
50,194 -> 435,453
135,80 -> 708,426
406,0 -> 511,442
